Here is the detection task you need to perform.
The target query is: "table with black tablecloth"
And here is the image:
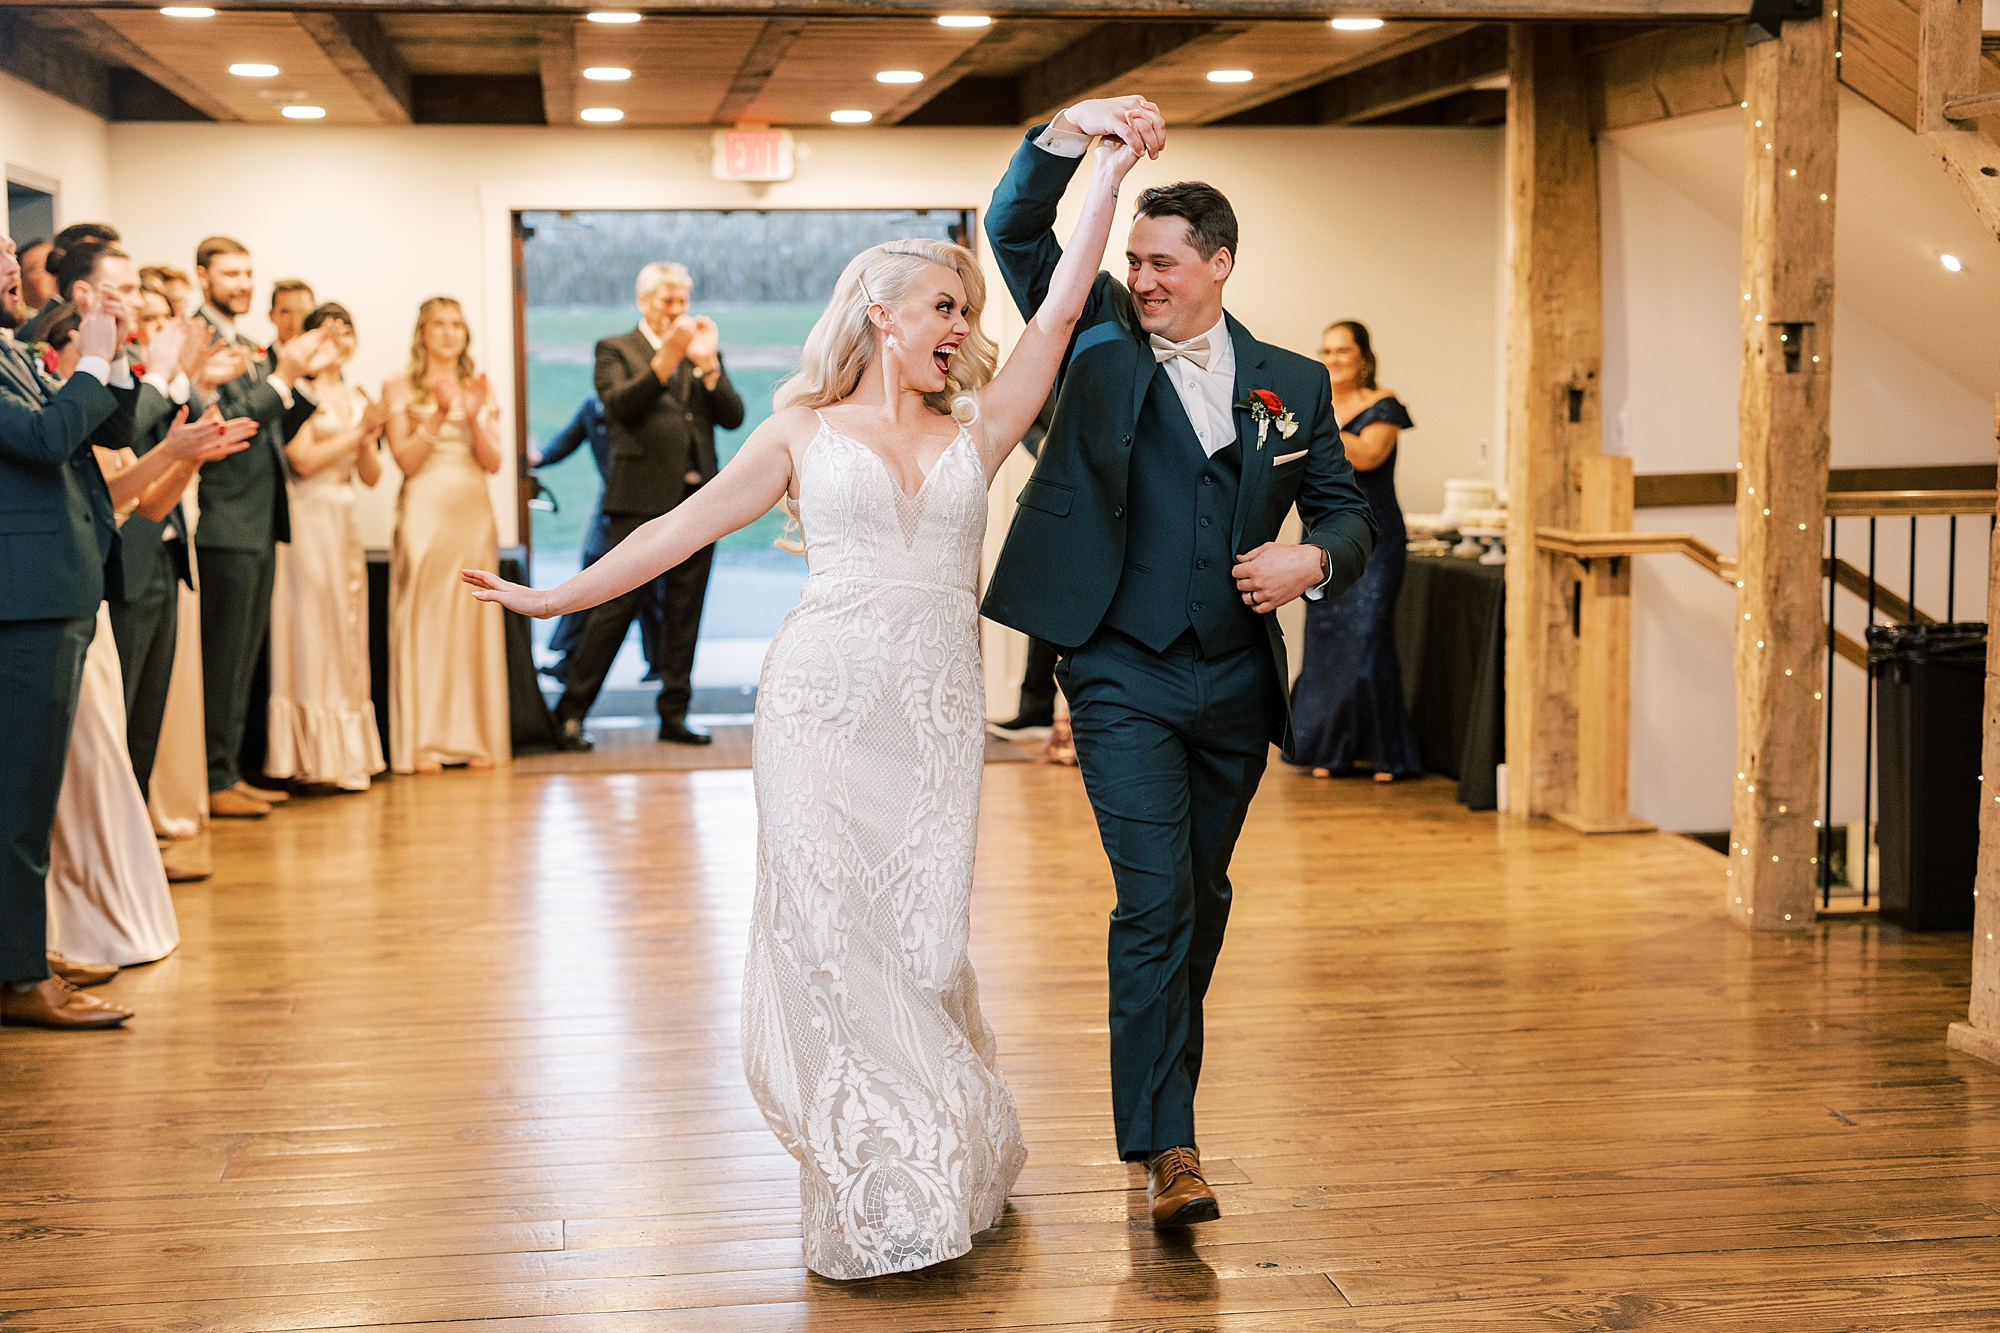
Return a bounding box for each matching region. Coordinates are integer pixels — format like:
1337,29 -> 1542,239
1392,554 -> 1506,810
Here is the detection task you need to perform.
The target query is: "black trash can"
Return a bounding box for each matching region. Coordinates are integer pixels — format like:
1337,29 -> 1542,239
1867,621 -> 1986,931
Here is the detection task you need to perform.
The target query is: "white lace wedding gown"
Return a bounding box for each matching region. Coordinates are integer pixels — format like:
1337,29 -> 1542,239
742,411 -> 1027,1280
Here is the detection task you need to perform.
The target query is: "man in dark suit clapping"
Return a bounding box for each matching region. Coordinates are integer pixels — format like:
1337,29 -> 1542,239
0,235 -> 138,1029
551,263 -> 743,749
192,236 -> 332,817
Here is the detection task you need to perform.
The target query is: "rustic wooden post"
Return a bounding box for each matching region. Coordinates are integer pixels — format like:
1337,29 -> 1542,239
1947,406 -> 2000,1068
1728,12 -> 1838,930
1503,23 -> 1598,820
1557,455 -> 1655,834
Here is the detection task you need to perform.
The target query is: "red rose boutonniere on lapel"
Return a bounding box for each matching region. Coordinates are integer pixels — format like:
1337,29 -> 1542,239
39,346 -> 59,377
1233,388 -> 1299,450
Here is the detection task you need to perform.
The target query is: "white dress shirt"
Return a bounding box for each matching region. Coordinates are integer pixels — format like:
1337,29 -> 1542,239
1155,312 -> 1238,458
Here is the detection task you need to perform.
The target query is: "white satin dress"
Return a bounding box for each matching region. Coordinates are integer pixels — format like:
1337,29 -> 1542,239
47,605 -> 181,966
741,412 -> 1026,1281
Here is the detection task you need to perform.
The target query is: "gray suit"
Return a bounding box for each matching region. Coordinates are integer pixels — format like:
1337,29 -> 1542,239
0,335 -> 126,983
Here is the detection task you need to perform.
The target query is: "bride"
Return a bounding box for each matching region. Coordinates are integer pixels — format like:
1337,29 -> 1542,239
466,131 -> 1146,1277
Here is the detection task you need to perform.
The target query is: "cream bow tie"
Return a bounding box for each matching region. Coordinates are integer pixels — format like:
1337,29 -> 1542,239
1150,333 -> 1212,371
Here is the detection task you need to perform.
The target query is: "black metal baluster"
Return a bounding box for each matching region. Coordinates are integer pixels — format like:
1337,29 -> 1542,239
1824,518 -> 1836,909
1909,517 -> 1918,620
1864,518 -> 1877,909
1949,516 -> 1958,622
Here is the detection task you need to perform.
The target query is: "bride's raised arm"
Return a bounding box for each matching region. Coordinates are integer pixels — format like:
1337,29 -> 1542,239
462,409 -> 805,618
974,132 -> 1145,474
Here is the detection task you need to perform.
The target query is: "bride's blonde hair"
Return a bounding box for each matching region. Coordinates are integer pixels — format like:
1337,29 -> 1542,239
774,238 -> 998,419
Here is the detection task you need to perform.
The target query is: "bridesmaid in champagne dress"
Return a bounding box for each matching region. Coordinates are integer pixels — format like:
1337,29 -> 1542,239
266,302 -> 387,791
384,297 -> 510,774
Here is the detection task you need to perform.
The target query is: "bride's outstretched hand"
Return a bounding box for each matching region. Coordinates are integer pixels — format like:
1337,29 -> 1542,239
1062,95 -> 1164,159
462,567 -> 549,617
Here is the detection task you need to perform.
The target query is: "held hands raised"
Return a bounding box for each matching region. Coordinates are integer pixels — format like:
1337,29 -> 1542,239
461,568 -> 548,617
1057,95 -> 1166,159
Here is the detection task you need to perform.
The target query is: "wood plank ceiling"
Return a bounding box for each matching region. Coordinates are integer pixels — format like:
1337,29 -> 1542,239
4,4 -> 1524,129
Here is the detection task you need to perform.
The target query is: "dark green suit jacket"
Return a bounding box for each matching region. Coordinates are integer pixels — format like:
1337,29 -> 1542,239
980,129 -> 1375,693
195,312 -> 316,551
118,380 -> 200,599
0,337 -> 127,621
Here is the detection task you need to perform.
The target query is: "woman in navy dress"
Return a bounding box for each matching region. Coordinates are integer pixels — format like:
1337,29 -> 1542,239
1285,320 -> 1421,782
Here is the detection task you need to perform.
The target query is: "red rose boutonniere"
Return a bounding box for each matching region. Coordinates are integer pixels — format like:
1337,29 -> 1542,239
1233,388 -> 1298,450
39,346 -> 59,377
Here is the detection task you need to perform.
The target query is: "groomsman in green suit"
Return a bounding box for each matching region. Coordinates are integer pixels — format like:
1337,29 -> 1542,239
982,96 -> 1376,1226
191,236 -> 330,819
0,235 -> 138,1029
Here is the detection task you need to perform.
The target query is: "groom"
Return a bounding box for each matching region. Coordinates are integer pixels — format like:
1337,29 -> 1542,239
983,96 -> 1375,1226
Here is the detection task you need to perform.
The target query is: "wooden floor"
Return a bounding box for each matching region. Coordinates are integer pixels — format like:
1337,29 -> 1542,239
5,759 -> 1997,1332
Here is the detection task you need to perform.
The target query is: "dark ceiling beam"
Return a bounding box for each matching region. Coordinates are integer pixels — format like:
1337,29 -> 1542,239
0,11 -> 112,120
538,17 -> 576,125
295,11 -> 413,124
1314,23 -> 1509,123
0,1 -> 1765,19
877,21 -> 1011,125
1190,20 -> 1483,124
24,7 -> 241,121
711,18 -> 808,124
1018,21 -> 1243,124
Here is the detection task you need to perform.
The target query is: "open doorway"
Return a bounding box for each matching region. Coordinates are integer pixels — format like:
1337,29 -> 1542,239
516,207 -> 975,723
7,173 -> 56,249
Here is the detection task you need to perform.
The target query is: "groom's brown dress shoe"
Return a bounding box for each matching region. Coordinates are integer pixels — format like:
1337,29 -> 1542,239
2,977 -> 133,1029
1147,1146 -> 1219,1227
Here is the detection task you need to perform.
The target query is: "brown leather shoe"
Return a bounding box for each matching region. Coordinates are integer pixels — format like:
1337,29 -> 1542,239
2,976 -> 132,1029
233,779 -> 289,804
210,787 -> 271,819
160,838 -> 212,883
46,951 -> 117,987
1148,1146 -> 1219,1227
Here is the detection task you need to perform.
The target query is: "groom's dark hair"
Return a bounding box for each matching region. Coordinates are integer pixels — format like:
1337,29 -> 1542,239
1135,182 -> 1238,264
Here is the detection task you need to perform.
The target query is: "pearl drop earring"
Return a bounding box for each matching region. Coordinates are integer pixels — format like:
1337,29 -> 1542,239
884,331 -> 901,350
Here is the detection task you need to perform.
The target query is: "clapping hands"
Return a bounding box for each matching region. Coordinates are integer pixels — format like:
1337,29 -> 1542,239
160,404 -> 259,464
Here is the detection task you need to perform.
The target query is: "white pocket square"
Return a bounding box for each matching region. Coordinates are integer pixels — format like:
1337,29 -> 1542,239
1272,449 -> 1308,466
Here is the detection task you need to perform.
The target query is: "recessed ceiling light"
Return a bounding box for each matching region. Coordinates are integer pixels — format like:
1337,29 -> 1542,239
281,105 -> 326,120
160,6 -> 215,16
229,63 -> 280,78
586,11 -> 642,23
580,107 -> 625,122
582,67 -> 632,81
1331,17 -> 1386,30
830,109 -> 873,124
1207,69 -> 1254,83
876,70 -> 924,84
1941,253 -> 1963,272
937,14 -> 992,27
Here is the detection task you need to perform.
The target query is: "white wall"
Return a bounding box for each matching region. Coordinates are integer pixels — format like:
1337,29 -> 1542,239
0,71 -> 112,240
105,118 -> 1505,712
1601,93 -> 2000,832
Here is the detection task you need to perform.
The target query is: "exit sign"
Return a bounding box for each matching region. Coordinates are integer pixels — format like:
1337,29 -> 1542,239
711,129 -> 796,183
